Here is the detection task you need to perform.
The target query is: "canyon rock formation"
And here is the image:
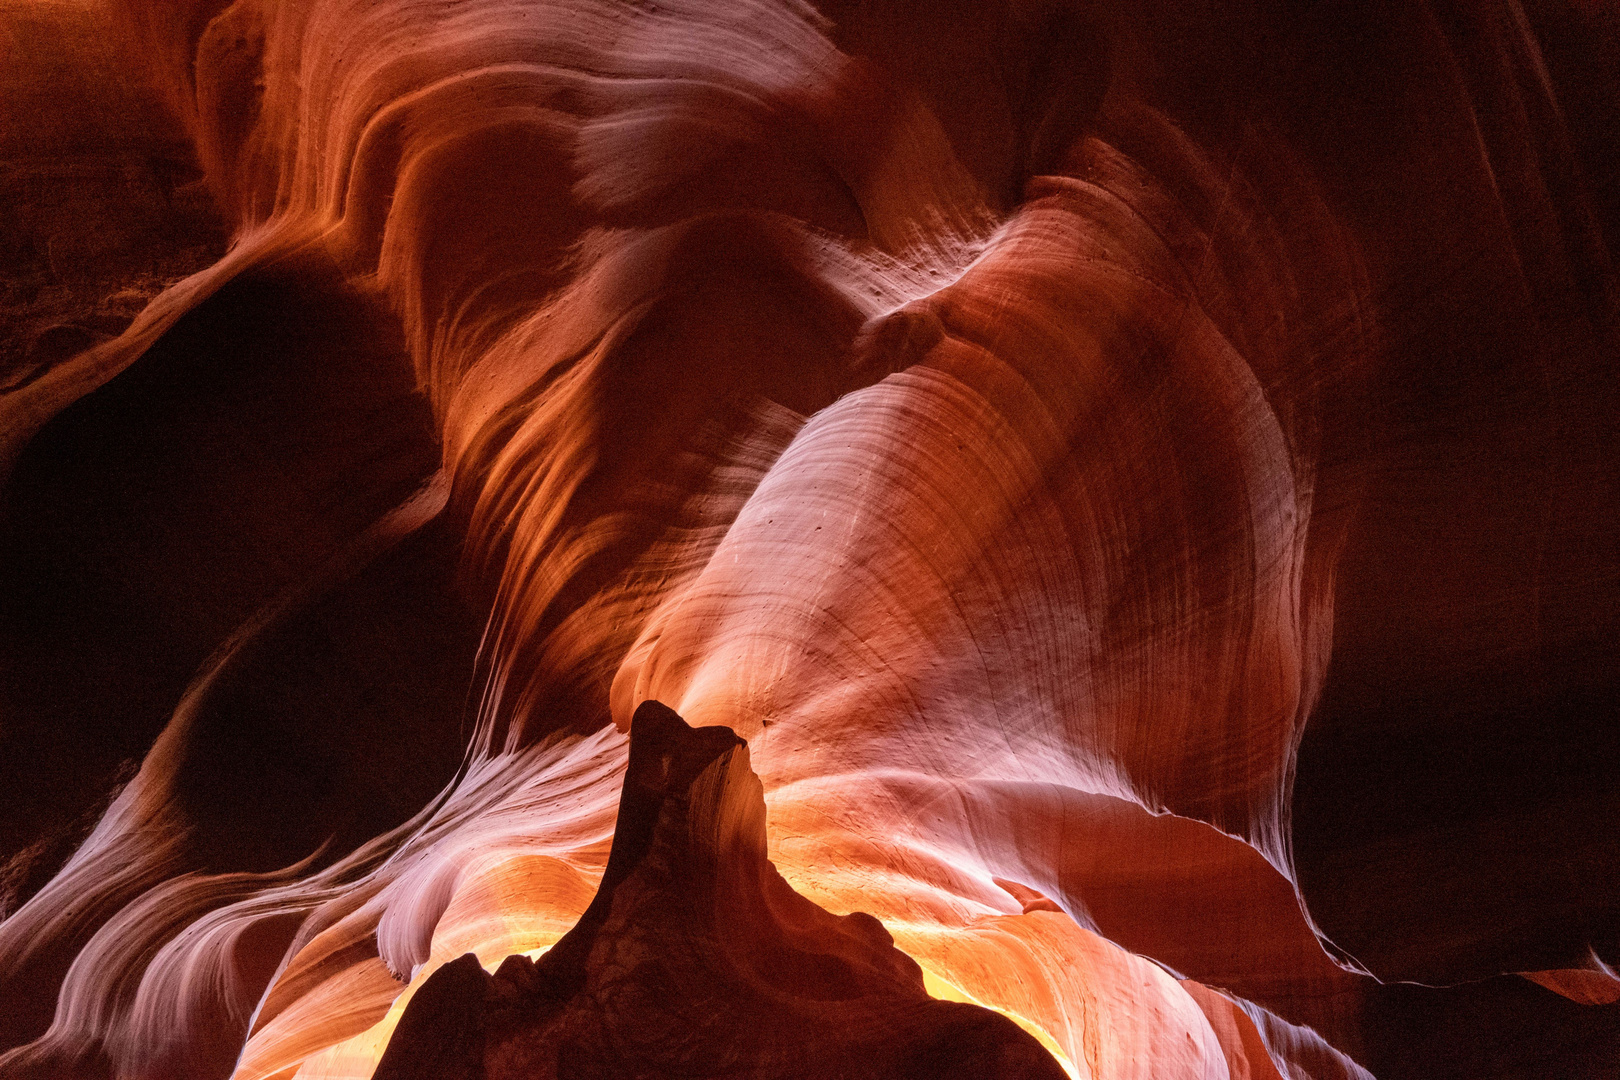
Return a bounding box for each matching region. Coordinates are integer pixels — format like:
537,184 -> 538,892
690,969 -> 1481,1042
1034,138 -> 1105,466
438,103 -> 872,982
370,701 -> 1068,1080
1,1 -> 1618,1078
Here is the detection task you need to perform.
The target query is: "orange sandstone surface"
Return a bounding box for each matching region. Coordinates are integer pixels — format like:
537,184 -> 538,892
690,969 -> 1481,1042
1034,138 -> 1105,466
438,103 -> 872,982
1,1 -> 1618,1078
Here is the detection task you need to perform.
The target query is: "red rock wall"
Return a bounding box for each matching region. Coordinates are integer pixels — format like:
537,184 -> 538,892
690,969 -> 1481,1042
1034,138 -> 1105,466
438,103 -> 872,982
1,1 -> 1617,1077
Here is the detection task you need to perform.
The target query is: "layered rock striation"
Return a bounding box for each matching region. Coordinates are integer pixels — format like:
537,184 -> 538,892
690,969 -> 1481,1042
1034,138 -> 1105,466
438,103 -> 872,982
1,1 -> 1618,1078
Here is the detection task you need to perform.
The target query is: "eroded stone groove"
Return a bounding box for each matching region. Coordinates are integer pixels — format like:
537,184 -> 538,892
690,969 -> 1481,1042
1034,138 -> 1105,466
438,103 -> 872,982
1,1 -> 1618,1078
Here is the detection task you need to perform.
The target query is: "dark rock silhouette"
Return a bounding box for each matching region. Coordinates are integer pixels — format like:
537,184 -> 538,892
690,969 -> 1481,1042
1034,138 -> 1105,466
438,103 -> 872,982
372,701 -> 1066,1080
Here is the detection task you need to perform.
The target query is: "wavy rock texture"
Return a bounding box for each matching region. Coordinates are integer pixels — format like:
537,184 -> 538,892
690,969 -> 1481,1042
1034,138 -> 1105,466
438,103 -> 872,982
369,701 -> 1068,1080
0,1 -> 1617,1079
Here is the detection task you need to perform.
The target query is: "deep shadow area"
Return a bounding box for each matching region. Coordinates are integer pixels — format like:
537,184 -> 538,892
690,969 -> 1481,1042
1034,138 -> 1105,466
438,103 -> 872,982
1362,977 -> 1620,1080
0,257 -> 444,910
167,509 -> 483,876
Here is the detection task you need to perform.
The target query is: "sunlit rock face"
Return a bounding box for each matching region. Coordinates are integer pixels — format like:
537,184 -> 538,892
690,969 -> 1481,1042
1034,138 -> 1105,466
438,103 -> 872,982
1,1 -> 1617,1079
371,701 -> 1068,1080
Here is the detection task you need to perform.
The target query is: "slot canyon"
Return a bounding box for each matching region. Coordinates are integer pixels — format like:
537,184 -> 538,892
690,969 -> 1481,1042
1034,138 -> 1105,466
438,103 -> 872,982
2,0 -> 1619,1076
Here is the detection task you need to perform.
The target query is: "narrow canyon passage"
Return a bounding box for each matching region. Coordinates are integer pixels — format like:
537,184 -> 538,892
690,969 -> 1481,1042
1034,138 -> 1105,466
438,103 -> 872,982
1,1 -> 1618,1078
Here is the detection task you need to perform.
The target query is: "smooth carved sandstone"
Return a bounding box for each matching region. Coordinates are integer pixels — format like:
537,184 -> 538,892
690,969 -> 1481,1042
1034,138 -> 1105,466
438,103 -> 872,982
1,1 -> 1618,1078
371,701 -> 1066,1080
